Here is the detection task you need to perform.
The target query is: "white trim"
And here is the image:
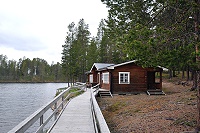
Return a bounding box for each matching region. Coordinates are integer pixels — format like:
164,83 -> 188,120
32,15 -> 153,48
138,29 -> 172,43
102,72 -> 109,84
89,74 -> 93,83
108,60 -> 137,69
89,63 -> 114,72
119,72 -> 130,84
98,72 -> 101,83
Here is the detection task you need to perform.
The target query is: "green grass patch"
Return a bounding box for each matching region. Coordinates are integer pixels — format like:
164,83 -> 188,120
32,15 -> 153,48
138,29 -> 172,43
55,87 -> 68,97
106,101 -> 127,112
55,87 -> 84,99
69,87 -> 80,93
173,118 -> 196,127
162,87 -> 169,93
134,109 -> 141,113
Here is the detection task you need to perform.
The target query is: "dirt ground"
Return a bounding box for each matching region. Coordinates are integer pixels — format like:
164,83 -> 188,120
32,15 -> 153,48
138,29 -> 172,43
97,79 -> 197,133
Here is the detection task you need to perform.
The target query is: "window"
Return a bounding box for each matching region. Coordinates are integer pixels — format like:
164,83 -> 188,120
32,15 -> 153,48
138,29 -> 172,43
119,72 -> 130,84
102,72 -> 109,84
89,74 -> 93,83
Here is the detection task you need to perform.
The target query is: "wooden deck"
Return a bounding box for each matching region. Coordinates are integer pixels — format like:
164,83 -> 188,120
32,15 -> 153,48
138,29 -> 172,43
50,89 -> 95,133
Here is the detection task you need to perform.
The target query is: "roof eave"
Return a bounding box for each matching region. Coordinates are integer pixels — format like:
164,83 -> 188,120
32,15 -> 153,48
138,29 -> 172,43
107,60 -> 137,69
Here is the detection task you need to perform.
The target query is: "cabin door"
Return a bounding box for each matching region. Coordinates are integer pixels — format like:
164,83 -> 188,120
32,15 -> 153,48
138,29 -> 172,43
147,72 -> 155,90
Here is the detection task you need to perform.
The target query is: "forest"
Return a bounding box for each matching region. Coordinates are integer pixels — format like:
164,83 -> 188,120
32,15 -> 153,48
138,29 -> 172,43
61,0 -> 200,85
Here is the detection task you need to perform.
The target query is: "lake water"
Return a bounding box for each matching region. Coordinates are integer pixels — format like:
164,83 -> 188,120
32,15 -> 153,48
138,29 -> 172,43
0,83 -> 68,133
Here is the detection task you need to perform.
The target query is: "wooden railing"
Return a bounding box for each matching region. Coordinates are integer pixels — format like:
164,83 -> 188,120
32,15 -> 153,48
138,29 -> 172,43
90,84 -> 110,133
8,83 -> 86,133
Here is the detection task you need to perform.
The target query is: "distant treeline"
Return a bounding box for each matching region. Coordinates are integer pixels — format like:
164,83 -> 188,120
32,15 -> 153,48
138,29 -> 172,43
0,55 -> 65,82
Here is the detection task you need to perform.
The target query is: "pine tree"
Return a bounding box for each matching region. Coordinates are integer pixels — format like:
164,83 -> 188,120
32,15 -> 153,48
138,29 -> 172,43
87,37 -> 98,70
62,22 -> 76,85
96,19 -> 121,63
75,19 -> 91,82
62,19 -> 90,83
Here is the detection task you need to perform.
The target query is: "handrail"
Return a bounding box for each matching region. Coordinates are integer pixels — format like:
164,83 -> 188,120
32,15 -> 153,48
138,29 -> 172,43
8,83 -> 86,133
90,85 -> 110,133
92,83 -> 100,96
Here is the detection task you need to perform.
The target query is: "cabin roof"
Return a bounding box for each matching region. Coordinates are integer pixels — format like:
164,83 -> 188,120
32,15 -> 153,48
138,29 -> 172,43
107,60 -> 137,69
90,63 -> 115,72
107,60 -> 164,71
89,60 -> 165,72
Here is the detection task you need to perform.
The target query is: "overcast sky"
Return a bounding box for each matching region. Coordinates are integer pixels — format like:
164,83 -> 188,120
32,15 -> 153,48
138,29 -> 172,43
0,0 -> 108,64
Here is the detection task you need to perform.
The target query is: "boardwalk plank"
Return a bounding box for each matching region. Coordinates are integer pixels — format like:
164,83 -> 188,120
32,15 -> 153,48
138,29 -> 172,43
50,90 -> 95,133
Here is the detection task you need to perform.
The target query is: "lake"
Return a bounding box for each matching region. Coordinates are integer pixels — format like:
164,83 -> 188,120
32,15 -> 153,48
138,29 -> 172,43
0,83 -> 68,133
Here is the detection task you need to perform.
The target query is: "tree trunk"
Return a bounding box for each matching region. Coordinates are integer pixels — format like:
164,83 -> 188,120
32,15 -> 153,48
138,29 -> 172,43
67,76 -> 70,87
191,70 -> 195,80
173,70 -> 176,77
191,71 -> 197,91
182,70 -> 185,79
169,69 -> 172,79
186,66 -> 190,81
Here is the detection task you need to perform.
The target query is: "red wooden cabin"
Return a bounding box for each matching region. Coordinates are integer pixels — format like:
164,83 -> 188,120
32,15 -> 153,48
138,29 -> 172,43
87,60 -> 163,94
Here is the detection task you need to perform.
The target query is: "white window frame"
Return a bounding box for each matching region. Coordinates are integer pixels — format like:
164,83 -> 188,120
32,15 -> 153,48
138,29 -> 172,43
89,74 -> 93,83
119,72 -> 130,84
98,72 -> 101,83
102,72 -> 109,84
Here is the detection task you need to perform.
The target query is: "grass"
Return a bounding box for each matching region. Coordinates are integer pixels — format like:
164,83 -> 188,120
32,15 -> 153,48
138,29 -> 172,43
63,87 -> 84,101
55,87 -> 84,100
134,109 -> 141,113
173,118 -> 196,127
106,101 -> 127,112
67,87 -> 84,99
162,87 -> 171,94
52,87 -> 85,112
55,87 -> 67,96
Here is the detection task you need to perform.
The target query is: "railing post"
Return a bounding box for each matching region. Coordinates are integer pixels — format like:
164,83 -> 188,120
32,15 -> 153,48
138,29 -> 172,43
54,102 -> 57,120
40,115 -> 43,133
62,96 -> 64,109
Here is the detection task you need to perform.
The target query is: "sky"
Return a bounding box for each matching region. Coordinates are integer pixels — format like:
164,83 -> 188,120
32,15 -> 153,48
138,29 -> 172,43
0,0 -> 108,64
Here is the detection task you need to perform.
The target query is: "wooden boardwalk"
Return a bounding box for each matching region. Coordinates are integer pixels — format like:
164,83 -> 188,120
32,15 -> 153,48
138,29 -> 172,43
50,89 -> 95,133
